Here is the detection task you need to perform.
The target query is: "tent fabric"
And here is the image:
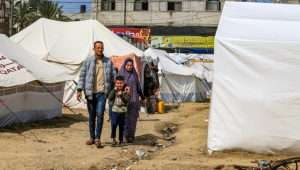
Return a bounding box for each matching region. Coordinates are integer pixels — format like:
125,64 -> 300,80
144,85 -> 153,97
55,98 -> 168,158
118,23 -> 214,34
160,74 -> 209,103
0,34 -> 68,127
144,48 -> 210,103
208,2 -> 300,154
188,63 -> 213,83
0,34 -> 72,85
168,53 -> 213,64
144,48 -> 195,76
0,82 -> 65,127
0,52 -> 36,87
11,19 -> 144,109
11,18 -> 143,66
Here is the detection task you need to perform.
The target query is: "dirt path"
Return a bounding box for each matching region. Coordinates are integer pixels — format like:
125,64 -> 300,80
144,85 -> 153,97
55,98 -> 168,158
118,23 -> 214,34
0,103 -> 296,170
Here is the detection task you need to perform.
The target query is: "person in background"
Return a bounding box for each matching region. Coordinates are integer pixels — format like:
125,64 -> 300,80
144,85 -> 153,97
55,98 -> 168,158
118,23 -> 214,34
108,75 -> 130,146
144,63 -> 159,114
77,41 -> 116,148
119,58 -> 145,143
107,67 -> 119,122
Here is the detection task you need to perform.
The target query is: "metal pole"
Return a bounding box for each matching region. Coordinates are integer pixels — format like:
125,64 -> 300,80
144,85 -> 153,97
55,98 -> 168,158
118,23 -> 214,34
9,0 -> 13,35
96,0 -> 99,20
124,0 -> 127,27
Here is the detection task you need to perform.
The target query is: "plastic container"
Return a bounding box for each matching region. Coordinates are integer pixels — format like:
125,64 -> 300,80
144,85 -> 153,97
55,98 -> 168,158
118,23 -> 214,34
157,100 -> 165,114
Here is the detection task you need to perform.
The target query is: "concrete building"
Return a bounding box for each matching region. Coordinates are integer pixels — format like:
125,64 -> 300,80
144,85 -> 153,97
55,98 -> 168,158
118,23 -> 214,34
0,0 -> 8,34
92,0 -> 221,27
90,0 -> 300,27
72,0 -> 300,52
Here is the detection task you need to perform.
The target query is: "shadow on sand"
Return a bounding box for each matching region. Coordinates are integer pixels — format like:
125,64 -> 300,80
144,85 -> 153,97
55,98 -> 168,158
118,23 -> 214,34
132,134 -> 162,146
0,113 -> 88,134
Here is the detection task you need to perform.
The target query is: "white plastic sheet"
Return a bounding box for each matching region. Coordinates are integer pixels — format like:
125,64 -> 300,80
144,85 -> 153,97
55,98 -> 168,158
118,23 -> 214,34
208,2 -> 300,154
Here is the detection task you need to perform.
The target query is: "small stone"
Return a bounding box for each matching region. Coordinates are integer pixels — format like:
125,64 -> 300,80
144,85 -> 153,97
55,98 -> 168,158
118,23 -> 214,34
111,164 -> 117,170
156,143 -> 164,147
170,156 -> 177,161
47,149 -> 51,152
136,149 -> 146,160
148,147 -> 159,153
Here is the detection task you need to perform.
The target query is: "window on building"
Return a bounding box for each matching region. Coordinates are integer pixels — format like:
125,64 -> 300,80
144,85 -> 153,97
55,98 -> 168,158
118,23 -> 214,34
206,0 -> 221,11
167,2 -> 182,11
0,0 -> 6,24
134,0 -> 148,11
101,0 -> 116,11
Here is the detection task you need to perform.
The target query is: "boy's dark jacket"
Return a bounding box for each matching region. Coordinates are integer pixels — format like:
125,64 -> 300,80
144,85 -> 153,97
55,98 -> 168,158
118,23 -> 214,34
108,88 -> 130,106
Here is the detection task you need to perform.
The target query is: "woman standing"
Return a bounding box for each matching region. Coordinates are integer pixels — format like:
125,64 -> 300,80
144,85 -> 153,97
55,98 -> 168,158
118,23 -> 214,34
119,58 -> 144,143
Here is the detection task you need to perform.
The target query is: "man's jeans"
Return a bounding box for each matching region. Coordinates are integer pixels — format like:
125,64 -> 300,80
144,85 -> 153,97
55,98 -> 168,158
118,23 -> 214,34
86,92 -> 106,140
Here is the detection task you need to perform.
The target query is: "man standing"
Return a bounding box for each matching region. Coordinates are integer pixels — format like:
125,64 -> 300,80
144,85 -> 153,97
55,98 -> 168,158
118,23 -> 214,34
77,41 -> 115,148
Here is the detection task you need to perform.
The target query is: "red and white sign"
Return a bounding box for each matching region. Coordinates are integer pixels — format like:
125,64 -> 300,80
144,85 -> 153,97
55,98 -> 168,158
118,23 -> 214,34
110,28 -> 150,42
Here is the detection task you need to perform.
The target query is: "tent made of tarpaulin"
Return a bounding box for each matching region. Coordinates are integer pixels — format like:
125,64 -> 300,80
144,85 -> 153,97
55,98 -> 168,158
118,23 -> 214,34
11,18 -> 143,68
144,48 -> 210,103
168,53 -> 214,64
208,2 -> 300,154
0,34 -> 70,127
10,18 -> 144,109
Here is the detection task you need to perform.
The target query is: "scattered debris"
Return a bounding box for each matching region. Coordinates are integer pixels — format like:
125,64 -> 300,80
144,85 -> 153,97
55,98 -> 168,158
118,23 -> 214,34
161,127 -> 177,138
148,146 -> 160,153
135,149 -> 146,160
34,139 -> 48,143
163,135 -> 176,141
219,157 -> 300,170
125,166 -> 132,170
155,122 -> 178,136
156,143 -> 164,147
257,160 -> 271,169
165,140 -> 175,148
111,166 -> 117,170
214,165 -> 224,170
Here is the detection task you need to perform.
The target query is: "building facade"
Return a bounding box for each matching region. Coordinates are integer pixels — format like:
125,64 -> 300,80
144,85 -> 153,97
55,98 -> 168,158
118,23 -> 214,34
0,0 -> 8,34
88,0 -> 300,52
92,0 -> 222,27
91,0 -> 300,27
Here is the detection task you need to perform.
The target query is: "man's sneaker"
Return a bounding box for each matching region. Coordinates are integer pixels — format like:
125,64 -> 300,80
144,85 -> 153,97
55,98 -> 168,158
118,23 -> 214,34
95,139 -> 104,148
86,139 -> 94,145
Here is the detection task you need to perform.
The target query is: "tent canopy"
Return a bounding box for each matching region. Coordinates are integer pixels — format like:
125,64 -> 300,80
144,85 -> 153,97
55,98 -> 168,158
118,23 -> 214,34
144,48 -> 196,76
0,34 -> 72,87
10,19 -> 144,108
144,48 -> 210,103
11,18 -> 143,66
208,2 -> 300,154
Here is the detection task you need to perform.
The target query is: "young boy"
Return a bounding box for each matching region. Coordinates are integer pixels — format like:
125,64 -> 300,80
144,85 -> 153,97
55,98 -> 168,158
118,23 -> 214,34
108,75 -> 130,146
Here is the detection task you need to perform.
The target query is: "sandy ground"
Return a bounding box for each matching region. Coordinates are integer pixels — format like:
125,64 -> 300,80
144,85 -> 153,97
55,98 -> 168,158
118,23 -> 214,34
0,103 -> 296,170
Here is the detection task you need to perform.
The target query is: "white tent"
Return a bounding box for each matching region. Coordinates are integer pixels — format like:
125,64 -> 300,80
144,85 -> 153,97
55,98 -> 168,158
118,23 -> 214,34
0,34 -> 71,127
11,18 -> 144,108
144,48 -> 210,103
11,18 -> 143,67
208,2 -> 300,154
168,53 -> 213,64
